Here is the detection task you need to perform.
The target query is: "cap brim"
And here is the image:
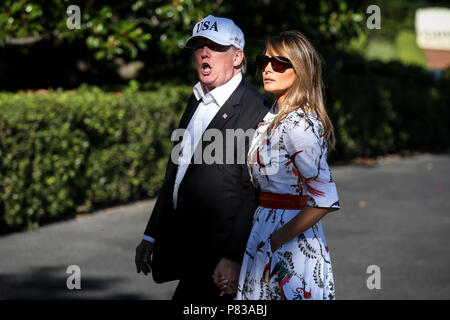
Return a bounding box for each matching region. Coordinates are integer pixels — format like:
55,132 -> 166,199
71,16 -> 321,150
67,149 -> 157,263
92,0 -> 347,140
184,35 -> 232,49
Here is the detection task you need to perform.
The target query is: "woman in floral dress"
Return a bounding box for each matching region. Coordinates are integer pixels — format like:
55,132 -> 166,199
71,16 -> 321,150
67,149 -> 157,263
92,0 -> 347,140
235,31 -> 340,300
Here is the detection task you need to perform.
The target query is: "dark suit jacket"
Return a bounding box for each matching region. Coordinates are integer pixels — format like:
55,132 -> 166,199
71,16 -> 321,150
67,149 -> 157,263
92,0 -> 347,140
145,78 -> 270,281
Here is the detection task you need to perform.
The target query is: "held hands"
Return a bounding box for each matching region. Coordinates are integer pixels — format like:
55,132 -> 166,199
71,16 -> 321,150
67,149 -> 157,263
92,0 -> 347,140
135,240 -> 154,275
212,257 -> 241,296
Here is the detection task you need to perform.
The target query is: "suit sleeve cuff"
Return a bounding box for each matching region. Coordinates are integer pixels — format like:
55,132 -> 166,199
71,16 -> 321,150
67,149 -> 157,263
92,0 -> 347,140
143,235 -> 155,243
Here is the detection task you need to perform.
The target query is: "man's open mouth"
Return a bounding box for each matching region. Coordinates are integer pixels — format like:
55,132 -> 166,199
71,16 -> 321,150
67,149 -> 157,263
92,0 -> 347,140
201,63 -> 212,75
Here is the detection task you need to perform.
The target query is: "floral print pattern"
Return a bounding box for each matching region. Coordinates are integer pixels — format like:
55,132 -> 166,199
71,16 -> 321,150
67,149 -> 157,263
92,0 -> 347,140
236,103 -> 340,300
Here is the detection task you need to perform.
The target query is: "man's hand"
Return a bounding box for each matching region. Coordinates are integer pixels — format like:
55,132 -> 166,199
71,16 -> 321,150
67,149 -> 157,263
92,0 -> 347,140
213,257 -> 241,296
135,240 -> 154,276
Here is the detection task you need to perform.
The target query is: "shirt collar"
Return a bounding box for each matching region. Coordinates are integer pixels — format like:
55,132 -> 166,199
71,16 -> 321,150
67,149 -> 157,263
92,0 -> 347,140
193,72 -> 243,107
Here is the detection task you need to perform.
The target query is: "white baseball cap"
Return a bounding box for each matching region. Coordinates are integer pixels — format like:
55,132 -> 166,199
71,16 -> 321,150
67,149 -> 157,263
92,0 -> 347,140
184,15 -> 245,50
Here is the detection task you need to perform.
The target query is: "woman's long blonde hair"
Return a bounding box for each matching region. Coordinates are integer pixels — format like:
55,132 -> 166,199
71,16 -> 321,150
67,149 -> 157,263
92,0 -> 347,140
265,30 -> 335,150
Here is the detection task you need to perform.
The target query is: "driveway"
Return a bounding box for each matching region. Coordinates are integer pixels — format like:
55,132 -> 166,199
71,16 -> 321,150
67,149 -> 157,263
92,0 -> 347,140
1,153 -> 449,299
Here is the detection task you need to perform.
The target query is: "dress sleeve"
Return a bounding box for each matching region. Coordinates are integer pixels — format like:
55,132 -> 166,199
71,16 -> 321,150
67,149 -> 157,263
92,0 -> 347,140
283,114 -> 340,211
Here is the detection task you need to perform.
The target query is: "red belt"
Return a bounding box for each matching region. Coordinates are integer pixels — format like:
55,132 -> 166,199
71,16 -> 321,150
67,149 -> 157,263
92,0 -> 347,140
259,192 -> 310,210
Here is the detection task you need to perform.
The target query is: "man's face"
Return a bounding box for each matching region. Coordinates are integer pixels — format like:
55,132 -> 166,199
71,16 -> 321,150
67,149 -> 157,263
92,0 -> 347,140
193,37 -> 240,93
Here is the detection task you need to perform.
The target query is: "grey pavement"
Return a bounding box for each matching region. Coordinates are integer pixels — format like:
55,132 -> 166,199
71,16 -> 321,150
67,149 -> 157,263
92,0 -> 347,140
0,153 -> 449,299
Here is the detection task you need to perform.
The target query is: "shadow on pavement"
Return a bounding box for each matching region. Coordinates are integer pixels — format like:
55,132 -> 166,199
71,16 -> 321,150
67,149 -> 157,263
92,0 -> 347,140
0,265 -> 153,300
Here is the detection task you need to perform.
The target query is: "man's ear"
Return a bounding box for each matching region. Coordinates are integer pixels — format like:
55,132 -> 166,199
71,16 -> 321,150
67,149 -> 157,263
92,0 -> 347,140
233,50 -> 244,67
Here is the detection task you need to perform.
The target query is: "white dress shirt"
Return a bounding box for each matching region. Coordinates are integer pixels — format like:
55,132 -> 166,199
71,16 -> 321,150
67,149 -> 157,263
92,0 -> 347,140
143,72 -> 243,243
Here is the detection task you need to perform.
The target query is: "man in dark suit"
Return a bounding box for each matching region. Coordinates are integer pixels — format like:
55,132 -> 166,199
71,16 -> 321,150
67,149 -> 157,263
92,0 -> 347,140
135,15 -> 269,300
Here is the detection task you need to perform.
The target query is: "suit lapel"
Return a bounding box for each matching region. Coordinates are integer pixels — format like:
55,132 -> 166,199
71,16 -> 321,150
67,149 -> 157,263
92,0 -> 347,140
178,95 -> 201,130
165,94 -> 200,189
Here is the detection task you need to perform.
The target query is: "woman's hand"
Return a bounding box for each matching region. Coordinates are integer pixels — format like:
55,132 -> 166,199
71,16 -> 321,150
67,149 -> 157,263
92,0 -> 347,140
270,233 -> 283,253
269,206 -> 330,254
212,275 -> 230,294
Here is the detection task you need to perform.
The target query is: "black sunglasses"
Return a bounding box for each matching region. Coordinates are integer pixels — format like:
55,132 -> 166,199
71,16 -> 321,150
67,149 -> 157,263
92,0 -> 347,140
256,55 -> 293,73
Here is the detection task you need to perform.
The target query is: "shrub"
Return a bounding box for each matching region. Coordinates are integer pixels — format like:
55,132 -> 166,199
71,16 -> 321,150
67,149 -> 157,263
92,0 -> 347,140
1,54 -> 449,232
324,51 -> 450,161
0,85 -> 191,231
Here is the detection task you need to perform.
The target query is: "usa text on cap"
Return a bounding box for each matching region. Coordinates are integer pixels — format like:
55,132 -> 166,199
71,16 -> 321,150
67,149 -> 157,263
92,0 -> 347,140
185,15 -> 245,50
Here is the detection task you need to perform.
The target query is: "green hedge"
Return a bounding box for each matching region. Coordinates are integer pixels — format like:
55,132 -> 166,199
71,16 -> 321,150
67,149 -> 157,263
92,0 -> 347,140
1,54 -> 449,232
324,51 -> 450,161
0,85 -> 191,231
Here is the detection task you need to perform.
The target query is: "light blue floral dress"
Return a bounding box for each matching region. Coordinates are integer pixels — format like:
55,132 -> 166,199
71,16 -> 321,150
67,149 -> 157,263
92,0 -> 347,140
235,103 -> 340,300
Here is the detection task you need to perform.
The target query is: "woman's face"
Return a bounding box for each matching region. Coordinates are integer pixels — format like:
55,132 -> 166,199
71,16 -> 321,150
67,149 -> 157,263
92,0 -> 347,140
261,48 -> 296,104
